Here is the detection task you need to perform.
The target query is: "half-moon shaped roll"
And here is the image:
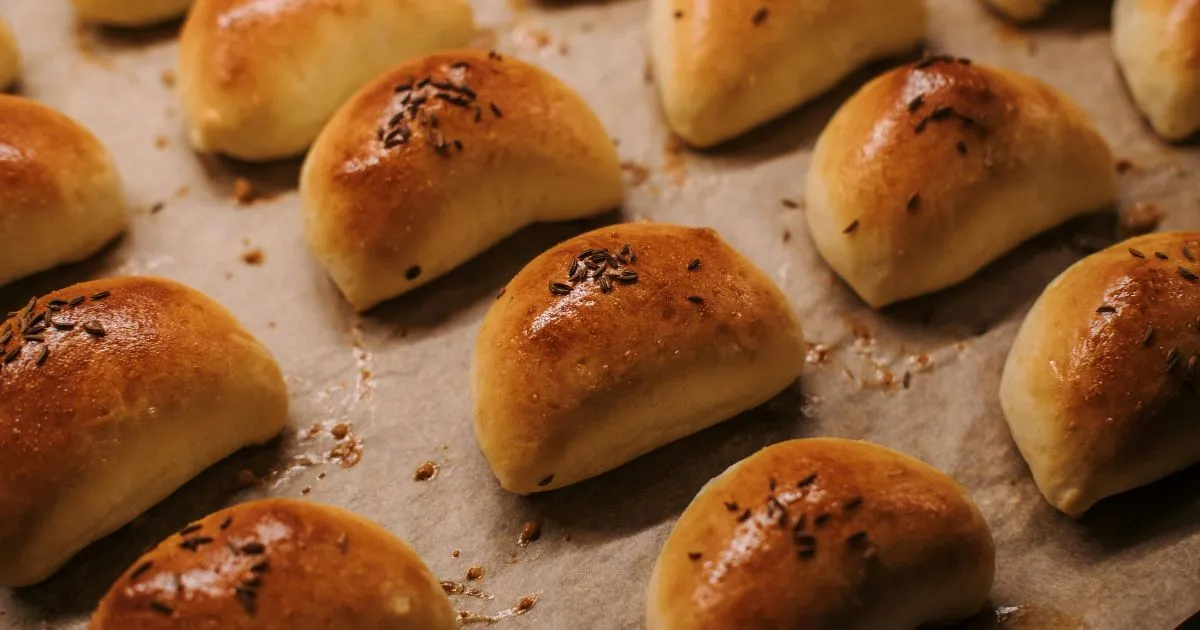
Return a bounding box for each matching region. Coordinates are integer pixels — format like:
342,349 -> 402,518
1114,0 -> 1200,140
806,58 -> 1116,308
0,18 -> 19,89
179,0 -> 474,161
1001,232 -> 1200,517
302,50 -> 623,311
647,438 -> 995,630
0,277 -> 288,587
984,0 -> 1056,22
91,499 -> 456,629
649,0 -> 926,147
0,95 -> 129,288
70,0 -> 193,27
473,223 -> 804,494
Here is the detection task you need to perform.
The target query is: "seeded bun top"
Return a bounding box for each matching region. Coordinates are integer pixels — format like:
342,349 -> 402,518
473,222 -> 804,494
90,498 -> 457,629
1001,232 -> 1200,517
0,276 -> 286,587
805,58 -> 1115,308
301,49 -> 622,311
179,0 -> 475,160
646,438 -> 995,630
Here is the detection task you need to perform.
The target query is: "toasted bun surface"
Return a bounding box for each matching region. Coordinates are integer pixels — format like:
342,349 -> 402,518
302,49 -> 622,311
0,276 -> 287,587
473,222 -> 804,494
1001,232 -> 1200,517
1113,0 -> 1200,140
179,0 -> 474,161
0,95 -> 129,287
90,498 -> 456,629
649,0 -> 926,147
647,438 -> 995,630
805,58 -> 1116,308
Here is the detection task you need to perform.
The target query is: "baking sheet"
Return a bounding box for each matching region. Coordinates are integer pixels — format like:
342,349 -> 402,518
1,0 -> 1198,628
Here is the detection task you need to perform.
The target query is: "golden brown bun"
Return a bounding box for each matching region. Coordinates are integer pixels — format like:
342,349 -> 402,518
805,59 -> 1116,308
0,277 -> 287,587
647,438 -> 995,630
473,223 -> 804,494
1114,0 -> 1200,140
985,0 -> 1055,22
70,0 -> 193,26
1001,232 -> 1200,517
0,95 -> 129,287
90,499 -> 456,630
179,0 -> 474,161
0,18 -> 19,88
649,0 -> 926,147
302,50 -> 623,311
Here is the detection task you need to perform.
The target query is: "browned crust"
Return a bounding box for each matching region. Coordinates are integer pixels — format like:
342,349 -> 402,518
648,438 -> 994,629
91,499 -> 457,629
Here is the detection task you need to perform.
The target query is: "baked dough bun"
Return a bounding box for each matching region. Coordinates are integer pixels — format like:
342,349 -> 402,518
649,0 -> 926,147
473,223 -> 805,494
805,58 -> 1116,308
985,0 -> 1055,22
0,95 -> 129,288
0,18 -> 19,89
70,0 -> 193,27
1001,232 -> 1200,517
179,0 -> 474,161
1114,0 -> 1200,140
302,50 -> 623,311
91,499 -> 455,630
0,277 -> 287,587
647,438 -> 995,630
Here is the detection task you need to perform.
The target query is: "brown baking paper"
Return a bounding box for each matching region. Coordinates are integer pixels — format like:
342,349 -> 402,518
1,1 -> 1197,628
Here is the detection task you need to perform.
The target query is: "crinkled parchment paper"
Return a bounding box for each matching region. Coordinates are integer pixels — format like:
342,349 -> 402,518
0,0 -> 1197,628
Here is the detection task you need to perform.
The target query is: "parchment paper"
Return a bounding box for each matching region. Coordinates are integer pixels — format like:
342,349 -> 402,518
0,0 -> 1197,628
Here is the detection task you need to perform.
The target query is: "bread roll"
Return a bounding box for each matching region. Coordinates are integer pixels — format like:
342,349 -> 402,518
302,50 -> 623,311
648,0 -> 926,147
0,277 -> 287,587
70,0 -> 193,26
985,0 -> 1055,21
805,58 -> 1116,308
179,0 -> 474,161
473,223 -> 805,494
647,438 -> 995,630
1001,232 -> 1200,517
0,18 -> 19,89
0,95 -> 129,288
1114,0 -> 1200,140
91,499 -> 455,630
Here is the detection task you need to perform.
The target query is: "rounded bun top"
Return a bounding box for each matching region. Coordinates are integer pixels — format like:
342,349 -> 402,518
0,277 -> 284,563
1113,0 -> 1200,140
648,438 -> 994,630
91,498 -> 456,630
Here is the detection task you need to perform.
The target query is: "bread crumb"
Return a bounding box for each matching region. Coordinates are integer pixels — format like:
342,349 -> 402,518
233,177 -> 257,205
301,486 -> 311,495
466,565 -> 484,581
317,471 -> 326,480
414,461 -> 439,481
236,469 -> 259,488
241,247 -> 264,266
160,69 -> 176,88
620,161 -> 651,187
452,549 -> 461,558
518,521 -> 541,546
515,595 -> 537,613
331,423 -> 350,440
782,229 -> 792,243
149,202 -> 165,214
153,135 -> 168,150
1121,202 -> 1163,236
267,321 -> 276,329
1115,158 -> 1137,174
